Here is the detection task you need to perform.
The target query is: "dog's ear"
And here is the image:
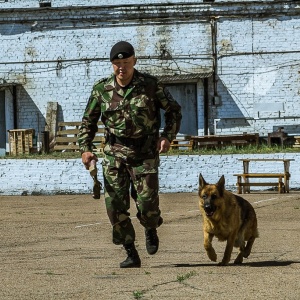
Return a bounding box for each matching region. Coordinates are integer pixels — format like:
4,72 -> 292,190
217,175 -> 225,187
199,173 -> 207,189
216,175 -> 225,195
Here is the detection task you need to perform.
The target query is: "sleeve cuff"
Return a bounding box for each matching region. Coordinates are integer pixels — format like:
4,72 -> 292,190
160,133 -> 175,143
80,145 -> 94,154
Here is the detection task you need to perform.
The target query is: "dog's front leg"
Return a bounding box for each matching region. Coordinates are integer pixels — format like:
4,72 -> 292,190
219,232 -> 236,266
219,233 -> 236,266
203,231 -> 217,262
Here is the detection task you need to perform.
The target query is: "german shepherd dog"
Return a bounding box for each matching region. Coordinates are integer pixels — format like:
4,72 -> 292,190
198,174 -> 258,266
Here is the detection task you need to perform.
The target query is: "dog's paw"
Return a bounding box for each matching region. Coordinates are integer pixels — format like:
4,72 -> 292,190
243,250 -> 251,258
207,250 -> 217,262
234,252 -> 244,264
234,257 -> 243,264
218,261 -> 229,266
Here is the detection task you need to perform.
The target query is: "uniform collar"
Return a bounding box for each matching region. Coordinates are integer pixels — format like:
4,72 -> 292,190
103,69 -> 146,92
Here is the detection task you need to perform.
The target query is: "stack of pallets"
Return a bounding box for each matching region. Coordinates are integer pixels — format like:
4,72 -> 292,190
8,129 -> 35,156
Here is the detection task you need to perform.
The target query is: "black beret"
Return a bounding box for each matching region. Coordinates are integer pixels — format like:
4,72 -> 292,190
110,41 -> 135,61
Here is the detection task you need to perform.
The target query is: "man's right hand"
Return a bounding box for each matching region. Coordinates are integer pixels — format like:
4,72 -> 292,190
81,152 -> 98,170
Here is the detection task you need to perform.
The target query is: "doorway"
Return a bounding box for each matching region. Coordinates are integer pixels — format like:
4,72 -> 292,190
0,91 -> 6,154
161,83 -> 198,136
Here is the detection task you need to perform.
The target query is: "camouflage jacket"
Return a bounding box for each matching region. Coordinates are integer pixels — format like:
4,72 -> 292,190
78,69 -> 182,153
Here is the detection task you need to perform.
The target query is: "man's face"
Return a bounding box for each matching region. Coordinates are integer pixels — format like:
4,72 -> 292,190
112,55 -> 136,83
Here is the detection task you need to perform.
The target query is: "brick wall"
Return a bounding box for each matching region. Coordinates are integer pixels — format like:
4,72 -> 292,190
1,1 -> 300,150
0,0 -> 259,9
0,153 -> 298,195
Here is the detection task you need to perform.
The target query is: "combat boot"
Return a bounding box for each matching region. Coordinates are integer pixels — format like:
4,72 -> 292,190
120,243 -> 141,268
145,228 -> 159,255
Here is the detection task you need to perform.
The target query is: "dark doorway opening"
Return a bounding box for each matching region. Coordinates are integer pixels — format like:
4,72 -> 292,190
0,91 -> 6,151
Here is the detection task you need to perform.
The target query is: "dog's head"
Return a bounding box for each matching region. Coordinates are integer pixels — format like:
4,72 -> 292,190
198,173 -> 225,218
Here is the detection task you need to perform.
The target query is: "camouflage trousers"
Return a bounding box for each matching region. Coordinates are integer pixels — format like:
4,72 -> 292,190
102,153 -> 163,246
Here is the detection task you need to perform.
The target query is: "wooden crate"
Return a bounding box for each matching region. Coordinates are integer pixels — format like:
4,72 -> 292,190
8,129 -> 35,156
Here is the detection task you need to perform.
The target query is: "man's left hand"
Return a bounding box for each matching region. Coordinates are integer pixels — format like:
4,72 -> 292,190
157,137 -> 171,153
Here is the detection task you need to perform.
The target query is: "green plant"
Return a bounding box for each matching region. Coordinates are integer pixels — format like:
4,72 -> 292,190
133,290 -> 144,299
46,271 -> 54,276
177,270 -> 196,283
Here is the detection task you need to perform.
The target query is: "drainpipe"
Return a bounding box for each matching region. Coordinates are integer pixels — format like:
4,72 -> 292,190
211,17 -> 219,105
203,78 -> 209,135
12,85 -> 17,128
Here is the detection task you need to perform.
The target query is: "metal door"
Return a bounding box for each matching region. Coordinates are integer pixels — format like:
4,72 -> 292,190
0,91 -> 6,154
161,83 -> 198,136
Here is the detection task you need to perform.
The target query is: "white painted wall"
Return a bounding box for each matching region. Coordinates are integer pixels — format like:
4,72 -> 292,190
1,2 -> 300,149
215,17 -> 300,136
0,0 -> 262,9
0,153 -> 298,195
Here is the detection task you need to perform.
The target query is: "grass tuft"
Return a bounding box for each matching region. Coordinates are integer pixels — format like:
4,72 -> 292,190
133,290 -> 144,299
177,270 -> 197,283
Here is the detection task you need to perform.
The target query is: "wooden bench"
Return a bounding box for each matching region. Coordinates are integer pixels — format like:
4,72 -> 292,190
53,121 -> 105,152
234,158 -> 294,194
191,133 -> 259,149
170,137 -> 193,150
234,173 -> 287,194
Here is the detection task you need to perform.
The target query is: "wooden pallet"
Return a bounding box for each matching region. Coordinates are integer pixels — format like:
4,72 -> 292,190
53,121 -> 105,152
8,129 -> 35,156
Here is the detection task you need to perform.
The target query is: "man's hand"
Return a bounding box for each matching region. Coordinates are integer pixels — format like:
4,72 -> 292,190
81,151 -> 98,170
82,151 -> 101,199
157,137 -> 171,153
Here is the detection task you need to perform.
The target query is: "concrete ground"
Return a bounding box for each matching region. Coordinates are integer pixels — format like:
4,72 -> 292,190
1,191 -> 299,300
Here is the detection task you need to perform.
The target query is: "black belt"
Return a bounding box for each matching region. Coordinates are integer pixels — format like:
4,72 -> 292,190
109,134 -> 147,148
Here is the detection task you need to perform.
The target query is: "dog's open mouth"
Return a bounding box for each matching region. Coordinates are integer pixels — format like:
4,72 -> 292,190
204,205 -> 216,217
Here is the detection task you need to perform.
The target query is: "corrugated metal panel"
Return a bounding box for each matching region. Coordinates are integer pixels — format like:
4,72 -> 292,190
157,69 -> 213,82
0,79 -> 24,87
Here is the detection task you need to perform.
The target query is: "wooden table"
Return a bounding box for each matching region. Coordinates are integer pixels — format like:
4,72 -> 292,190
234,158 -> 294,194
191,133 -> 259,149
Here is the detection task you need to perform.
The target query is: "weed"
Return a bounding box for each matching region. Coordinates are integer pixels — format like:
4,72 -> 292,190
46,271 -> 54,276
133,290 -> 143,299
177,270 -> 197,283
